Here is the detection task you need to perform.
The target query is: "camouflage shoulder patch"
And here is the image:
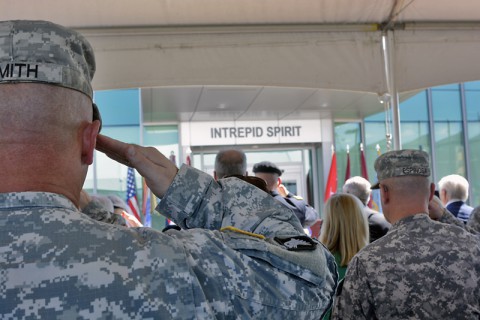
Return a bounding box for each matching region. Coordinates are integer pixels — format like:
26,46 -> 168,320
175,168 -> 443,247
274,235 -> 317,251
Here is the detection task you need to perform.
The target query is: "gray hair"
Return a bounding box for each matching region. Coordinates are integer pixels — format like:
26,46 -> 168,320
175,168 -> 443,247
342,176 -> 371,205
438,174 -> 469,201
214,149 -> 247,179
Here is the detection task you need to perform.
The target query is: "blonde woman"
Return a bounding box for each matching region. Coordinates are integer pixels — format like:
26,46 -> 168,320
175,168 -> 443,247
320,193 -> 369,319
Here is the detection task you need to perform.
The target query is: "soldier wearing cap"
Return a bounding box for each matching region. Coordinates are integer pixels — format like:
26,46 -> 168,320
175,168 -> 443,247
0,20 -> 337,318
332,150 -> 480,319
79,191 -> 128,226
253,161 -> 319,227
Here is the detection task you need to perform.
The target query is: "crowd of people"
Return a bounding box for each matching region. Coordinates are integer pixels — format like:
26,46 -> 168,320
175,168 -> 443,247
0,19 -> 479,319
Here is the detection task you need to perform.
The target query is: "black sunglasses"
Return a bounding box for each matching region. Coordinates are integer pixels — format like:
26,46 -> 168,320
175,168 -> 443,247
92,103 -> 102,133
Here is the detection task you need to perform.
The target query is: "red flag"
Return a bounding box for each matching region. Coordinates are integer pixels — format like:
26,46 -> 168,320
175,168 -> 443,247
360,143 -> 369,181
360,143 -> 373,208
126,167 -> 141,222
324,151 -> 337,203
344,147 -> 351,182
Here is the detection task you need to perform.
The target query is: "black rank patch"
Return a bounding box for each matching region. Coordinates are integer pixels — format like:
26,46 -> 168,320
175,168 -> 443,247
274,235 -> 317,251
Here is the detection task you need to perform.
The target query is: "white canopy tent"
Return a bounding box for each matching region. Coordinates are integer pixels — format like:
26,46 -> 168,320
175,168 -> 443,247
2,0 -> 480,149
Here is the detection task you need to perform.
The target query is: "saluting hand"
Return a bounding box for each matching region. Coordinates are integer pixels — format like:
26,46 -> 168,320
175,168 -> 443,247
277,184 -> 289,197
428,195 -> 445,221
95,134 -> 178,198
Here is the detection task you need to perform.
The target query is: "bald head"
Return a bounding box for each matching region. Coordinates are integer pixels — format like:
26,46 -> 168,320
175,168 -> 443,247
380,175 -> 434,223
0,83 -> 92,142
214,149 -> 247,179
0,83 -> 99,205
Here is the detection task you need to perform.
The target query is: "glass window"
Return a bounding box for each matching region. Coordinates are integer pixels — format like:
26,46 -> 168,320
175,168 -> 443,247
432,90 -> 462,121
364,110 -> 385,122
399,91 -> 431,153
363,90 -> 430,182
466,91 -> 480,121
434,122 -> 465,178
334,122 -> 361,188
464,80 -> 480,91
400,122 -> 431,153
94,89 -> 140,126
191,148 -> 313,203
144,125 -> 179,146
466,89 -> 480,205
102,126 -> 141,145
431,87 -> 465,184
431,83 -> 460,91
400,91 -> 428,121
364,121 -> 388,183
144,125 -> 180,166
467,123 -> 480,205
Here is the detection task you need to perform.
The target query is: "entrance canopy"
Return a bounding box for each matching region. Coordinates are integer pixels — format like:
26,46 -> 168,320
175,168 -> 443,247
2,0 -> 480,121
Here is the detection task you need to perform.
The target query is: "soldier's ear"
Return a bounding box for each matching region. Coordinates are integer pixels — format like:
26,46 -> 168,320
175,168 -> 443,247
81,121 -> 101,165
428,183 -> 435,202
380,184 -> 390,204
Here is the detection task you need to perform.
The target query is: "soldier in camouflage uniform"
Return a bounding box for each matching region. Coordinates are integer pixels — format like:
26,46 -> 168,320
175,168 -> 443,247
253,161 -> 319,227
332,150 -> 480,319
80,191 -> 128,226
0,20 -> 337,319
429,193 -> 479,235
467,206 -> 480,233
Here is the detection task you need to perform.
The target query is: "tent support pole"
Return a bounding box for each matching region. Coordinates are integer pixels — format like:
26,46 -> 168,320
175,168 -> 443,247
382,30 -> 402,150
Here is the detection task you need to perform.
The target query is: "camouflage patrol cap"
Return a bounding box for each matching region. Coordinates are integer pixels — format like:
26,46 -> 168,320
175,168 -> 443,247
371,149 -> 430,189
0,20 -> 95,99
252,161 -> 284,176
108,195 -> 128,211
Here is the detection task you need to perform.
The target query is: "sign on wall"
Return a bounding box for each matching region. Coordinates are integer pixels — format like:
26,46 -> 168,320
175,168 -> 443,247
181,120 -> 322,146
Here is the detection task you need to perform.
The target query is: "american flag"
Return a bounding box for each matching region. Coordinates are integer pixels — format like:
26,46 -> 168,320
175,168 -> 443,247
126,167 -> 141,222
142,179 -> 152,227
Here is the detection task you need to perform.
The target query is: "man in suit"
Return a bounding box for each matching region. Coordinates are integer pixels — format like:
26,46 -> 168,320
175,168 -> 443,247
438,174 -> 473,223
343,176 -> 391,242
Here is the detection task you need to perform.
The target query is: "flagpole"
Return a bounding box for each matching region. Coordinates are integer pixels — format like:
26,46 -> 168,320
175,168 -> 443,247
344,144 -> 351,183
360,143 -> 369,181
370,144 -> 383,212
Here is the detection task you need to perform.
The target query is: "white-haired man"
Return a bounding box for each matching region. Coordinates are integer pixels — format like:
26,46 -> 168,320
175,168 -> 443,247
343,176 -> 391,242
438,174 -> 473,222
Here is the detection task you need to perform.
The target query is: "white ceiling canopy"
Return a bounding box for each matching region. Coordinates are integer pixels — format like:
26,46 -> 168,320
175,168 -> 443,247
2,0 -> 480,122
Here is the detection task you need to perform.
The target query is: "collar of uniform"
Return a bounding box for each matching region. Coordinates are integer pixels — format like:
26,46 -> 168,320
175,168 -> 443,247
391,213 -> 430,229
0,191 -> 78,211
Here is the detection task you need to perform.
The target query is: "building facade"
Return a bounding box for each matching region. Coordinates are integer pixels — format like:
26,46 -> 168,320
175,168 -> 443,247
86,81 -> 480,227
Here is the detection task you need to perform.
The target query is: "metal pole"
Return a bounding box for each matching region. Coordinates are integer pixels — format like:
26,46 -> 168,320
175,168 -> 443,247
382,30 -> 402,150
460,83 -> 472,204
426,88 -> 437,184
